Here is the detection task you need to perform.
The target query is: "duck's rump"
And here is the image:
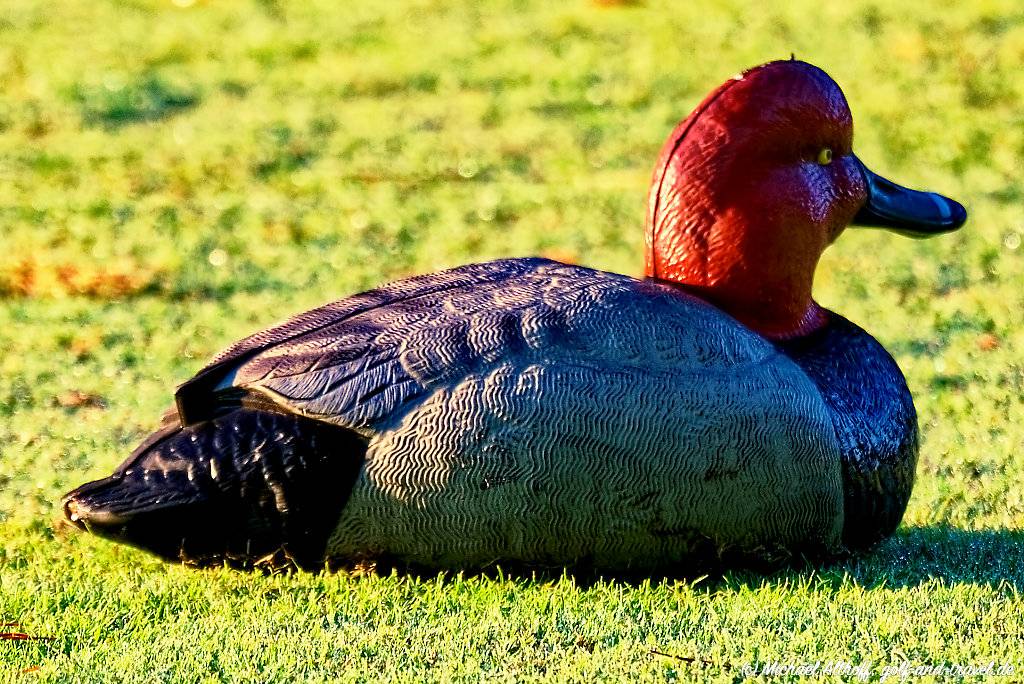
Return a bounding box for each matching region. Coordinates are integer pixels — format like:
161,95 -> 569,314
69,258 -> 845,569
63,407 -> 367,570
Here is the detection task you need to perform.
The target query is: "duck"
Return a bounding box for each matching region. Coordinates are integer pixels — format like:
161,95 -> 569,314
62,60 -> 966,571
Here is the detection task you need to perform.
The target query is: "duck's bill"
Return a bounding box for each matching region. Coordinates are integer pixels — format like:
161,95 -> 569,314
852,157 -> 967,237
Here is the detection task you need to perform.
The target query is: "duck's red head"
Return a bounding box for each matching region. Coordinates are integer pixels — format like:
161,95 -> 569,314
646,60 -> 966,339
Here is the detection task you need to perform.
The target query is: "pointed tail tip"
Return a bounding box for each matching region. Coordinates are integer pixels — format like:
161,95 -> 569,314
59,475 -> 203,562
61,480 -> 133,532
61,494 -> 85,529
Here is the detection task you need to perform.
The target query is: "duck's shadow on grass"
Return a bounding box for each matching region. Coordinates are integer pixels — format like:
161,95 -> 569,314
715,525 -> 1023,593
338,525 -> 1024,594
818,525 -> 1024,592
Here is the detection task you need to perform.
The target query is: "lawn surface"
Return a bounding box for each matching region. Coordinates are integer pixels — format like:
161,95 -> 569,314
2,0 -> 1023,681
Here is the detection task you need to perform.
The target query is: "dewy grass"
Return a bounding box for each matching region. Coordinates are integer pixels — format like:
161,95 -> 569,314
1,0 -> 1022,681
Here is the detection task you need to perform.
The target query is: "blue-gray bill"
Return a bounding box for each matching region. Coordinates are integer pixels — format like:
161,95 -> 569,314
852,156 -> 967,237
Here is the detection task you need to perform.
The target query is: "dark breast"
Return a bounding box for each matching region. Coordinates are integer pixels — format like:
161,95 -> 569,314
776,313 -> 918,550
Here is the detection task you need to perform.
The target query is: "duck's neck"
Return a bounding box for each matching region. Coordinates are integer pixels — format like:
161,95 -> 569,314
651,255 -> 827,339
676,282 -> 827,340
646,224 -> 829,339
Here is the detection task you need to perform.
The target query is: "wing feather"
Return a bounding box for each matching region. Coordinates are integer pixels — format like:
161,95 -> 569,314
176,258 -> 777,434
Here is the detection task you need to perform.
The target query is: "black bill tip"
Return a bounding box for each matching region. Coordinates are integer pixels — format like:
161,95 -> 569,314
852,157 -> 967,237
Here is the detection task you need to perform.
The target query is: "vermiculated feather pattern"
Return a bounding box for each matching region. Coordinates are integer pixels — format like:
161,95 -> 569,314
68,258 -> 918,570
175,259 -> 847,568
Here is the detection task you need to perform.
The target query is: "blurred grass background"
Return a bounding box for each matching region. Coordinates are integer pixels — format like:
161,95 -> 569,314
1,0 -> 1022,680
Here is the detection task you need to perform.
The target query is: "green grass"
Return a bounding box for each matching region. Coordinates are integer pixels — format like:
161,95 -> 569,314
2,0 -> 1023,680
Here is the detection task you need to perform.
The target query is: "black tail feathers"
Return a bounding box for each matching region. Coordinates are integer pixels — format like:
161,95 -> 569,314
63,408 -> 366,570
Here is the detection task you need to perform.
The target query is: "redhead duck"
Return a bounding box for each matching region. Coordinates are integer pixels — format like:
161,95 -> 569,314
63,60 -> 965,570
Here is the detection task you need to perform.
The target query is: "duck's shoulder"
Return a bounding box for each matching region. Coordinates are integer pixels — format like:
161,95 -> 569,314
174,258 -> 790,429
494,258 -> 783,370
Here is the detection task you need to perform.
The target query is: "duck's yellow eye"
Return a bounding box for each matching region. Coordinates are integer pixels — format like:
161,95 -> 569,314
817,147 -> 833,165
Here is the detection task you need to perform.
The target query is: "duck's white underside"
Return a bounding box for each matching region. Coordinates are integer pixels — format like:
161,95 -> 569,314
212,259 -> 844,567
